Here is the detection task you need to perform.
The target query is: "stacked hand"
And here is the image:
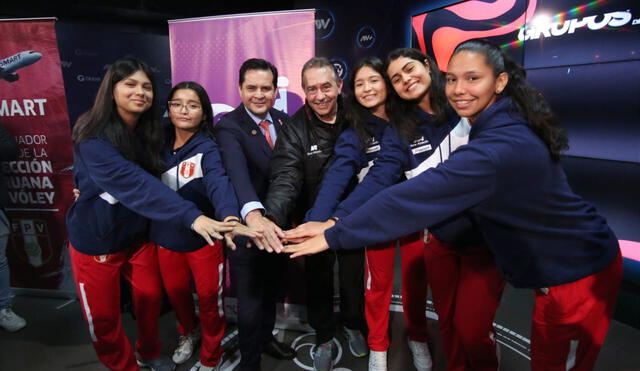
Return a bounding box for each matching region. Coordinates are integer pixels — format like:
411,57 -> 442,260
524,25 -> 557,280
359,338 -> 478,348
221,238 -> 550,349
237,215 -> 336,256
282,233 -> 331,258
282,220 -> 335,244
192,215 -> 262,248
245,210 -> 285,253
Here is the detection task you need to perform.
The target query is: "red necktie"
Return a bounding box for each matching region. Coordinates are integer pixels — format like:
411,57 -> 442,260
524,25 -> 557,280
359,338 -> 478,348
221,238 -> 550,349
259,120 -> 274,149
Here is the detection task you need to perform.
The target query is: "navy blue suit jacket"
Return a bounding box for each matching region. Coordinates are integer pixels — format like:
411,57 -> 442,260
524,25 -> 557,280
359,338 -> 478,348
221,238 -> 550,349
214,104 -> 288,208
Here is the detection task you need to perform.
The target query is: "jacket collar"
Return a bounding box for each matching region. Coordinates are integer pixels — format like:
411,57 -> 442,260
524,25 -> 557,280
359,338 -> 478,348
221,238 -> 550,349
469,97 -> 526,140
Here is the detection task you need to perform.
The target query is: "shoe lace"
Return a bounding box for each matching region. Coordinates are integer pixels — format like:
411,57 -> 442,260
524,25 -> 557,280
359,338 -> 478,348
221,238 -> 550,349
370,352 -> 385,368
409,342 -> 429,356
313,342 -> 332,357
1,309 -> 17,321
177,334 -> 193,350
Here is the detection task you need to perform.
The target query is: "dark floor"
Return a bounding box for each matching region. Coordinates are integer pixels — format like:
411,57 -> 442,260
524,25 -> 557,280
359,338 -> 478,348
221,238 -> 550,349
1,284 -> 639,371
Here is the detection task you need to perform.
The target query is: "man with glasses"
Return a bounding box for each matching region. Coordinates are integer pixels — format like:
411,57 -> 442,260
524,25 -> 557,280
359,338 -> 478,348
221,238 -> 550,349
214,58 -> 295,371
263,57 -> 368,371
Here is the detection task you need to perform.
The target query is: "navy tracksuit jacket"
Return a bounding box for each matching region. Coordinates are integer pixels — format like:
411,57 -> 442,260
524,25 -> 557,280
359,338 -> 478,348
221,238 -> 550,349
325,97 -> 618,288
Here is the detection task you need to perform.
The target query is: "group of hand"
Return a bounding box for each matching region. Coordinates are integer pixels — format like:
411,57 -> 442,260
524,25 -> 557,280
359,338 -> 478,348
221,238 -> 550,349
75,187 -> 329,257
197,210 -> 335,257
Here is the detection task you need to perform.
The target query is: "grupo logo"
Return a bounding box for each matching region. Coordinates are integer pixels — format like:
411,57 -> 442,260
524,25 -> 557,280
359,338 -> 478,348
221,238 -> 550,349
315,9 -> 336,40
330,58 -> 348,80
518,10 -> 637,41
356,26 -> 376,49
76,75 -> 102,83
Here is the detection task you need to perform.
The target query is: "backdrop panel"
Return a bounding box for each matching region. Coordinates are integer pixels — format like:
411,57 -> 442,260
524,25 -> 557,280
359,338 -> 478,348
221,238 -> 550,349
169,10 -> 314,120
56,22 -> 172,128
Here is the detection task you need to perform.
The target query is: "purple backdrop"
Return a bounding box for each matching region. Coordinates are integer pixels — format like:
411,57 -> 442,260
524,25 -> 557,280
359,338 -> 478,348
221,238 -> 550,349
168,10 -> 314,120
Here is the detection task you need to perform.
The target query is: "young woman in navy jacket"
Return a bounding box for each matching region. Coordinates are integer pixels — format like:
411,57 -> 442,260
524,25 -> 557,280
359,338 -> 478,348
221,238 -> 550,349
386,48 -> 505,371
288,49 -> 504,371
148,82 -> 255,371
295,57 -> 431,370
67,58 -> 255,371
285,39 -> 623,371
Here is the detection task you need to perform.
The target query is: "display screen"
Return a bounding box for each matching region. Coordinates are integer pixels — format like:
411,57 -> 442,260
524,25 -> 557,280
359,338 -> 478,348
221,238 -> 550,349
411,0 -> 640,163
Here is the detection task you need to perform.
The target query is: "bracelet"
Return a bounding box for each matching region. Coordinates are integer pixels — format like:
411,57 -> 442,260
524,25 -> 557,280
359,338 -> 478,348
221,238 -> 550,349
226,218 -> 241,223
329,216 -> 339,223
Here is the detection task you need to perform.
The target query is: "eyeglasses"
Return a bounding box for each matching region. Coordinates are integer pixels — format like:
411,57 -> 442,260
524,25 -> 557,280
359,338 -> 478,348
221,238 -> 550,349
168,101 -> 202,112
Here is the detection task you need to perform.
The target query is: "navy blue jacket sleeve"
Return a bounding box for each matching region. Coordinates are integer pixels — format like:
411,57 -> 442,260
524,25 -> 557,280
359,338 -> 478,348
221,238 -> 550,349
77,138 -> 202,229
305,129 -> 362,222
201,138 -> 241,221
325,143 -> 497,249
333,126 -> 407,218
214,120 -> 261,209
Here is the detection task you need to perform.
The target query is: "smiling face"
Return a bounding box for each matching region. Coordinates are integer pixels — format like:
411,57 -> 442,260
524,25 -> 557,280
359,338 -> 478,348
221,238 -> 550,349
354,65 -> 388,117
303,66 -> 343,123
113,70 -> 153,127
168,88 -> 204,133
387,56 -> 431,106
445,50 -> 508,123
239,68 -> 276,119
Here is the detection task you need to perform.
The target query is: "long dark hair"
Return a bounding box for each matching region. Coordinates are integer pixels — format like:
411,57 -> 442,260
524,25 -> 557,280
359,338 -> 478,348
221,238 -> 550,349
385,48 -> 449,141
451,39 -> 568,160
167,81 -> 214,137
72,57 -> 164,175
345,57 -> 393,144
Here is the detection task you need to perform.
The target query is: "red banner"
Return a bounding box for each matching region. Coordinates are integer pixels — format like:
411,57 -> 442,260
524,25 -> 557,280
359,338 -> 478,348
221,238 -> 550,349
0,19 -> 74,290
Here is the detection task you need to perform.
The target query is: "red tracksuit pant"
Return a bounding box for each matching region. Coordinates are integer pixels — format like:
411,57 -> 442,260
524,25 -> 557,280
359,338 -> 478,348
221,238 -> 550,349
424,236 -> 505,371
70,242 -> 163,371
156,242 -> 226,367
531,250 -> 622,371
365,234 -> 428,351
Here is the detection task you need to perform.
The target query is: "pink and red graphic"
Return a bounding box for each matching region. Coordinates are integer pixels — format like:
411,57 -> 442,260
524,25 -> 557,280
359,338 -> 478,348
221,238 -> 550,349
412,0 -> 537,70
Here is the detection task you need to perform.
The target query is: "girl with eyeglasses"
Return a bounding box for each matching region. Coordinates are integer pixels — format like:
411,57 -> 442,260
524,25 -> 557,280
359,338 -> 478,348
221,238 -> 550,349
148,81 -> 255,371
67,58 -> 258,371
284,39 -> 622,371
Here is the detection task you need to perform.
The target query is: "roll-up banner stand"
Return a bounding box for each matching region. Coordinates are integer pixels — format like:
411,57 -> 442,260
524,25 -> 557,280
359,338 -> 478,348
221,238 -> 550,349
0,18 -> 75,294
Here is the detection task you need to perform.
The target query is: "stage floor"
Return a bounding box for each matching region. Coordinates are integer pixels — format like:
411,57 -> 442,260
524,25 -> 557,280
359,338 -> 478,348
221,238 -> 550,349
1,285 -> 639,371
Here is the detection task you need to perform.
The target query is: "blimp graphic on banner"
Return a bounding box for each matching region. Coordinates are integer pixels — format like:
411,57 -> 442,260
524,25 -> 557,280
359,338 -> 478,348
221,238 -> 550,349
0,50 -> 42,83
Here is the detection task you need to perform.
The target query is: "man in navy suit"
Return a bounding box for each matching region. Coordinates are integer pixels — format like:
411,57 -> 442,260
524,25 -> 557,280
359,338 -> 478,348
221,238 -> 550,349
215,58 -> 295,371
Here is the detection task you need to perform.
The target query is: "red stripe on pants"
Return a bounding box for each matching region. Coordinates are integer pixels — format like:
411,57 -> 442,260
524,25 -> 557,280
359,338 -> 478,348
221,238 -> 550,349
531,250 -> 622,371
424,236 -> 505,371
365,234 -> 428,351
70,242 -> 163,371
157,242 -> 226,367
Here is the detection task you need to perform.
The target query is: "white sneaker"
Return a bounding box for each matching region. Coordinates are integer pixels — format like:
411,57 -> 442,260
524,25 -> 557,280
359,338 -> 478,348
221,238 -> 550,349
0,308 -> 26,332
172,327 -> 201,364
368,350 -> 387,371
407,340 -> 433,371
189,361 -> 219,371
